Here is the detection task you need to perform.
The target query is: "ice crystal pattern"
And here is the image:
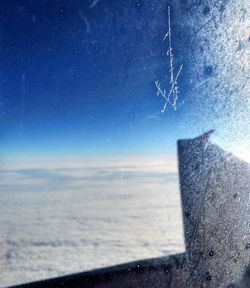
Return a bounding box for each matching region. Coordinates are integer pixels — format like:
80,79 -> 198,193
155,6 -> 183,113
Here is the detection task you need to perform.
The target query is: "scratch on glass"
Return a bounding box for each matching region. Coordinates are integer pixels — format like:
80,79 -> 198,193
155,6 -> 183,113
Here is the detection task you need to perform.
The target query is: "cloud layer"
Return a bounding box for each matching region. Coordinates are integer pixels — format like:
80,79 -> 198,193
0,157 -> 184,287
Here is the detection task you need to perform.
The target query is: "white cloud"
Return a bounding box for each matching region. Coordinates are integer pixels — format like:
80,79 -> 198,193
0,155 -> 184,287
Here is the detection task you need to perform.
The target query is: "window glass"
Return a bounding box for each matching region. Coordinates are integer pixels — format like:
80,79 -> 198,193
0,0 -> 249,286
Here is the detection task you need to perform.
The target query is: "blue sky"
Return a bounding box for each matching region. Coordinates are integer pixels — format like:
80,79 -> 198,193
0,0 -> 249,160
0,0 -> 184,157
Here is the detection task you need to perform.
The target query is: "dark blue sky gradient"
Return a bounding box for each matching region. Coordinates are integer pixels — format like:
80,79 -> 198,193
0,0 -> 193,156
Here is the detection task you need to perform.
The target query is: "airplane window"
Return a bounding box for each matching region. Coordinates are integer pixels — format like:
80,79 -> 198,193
0,0 -> 249,287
